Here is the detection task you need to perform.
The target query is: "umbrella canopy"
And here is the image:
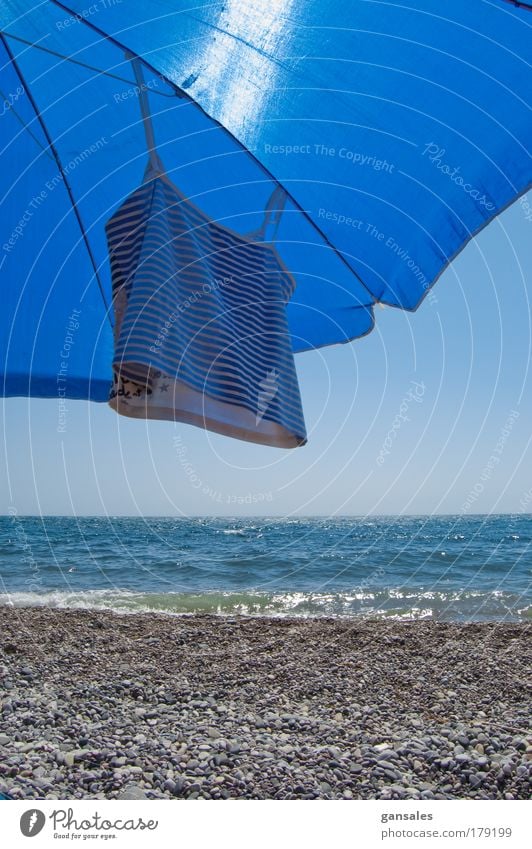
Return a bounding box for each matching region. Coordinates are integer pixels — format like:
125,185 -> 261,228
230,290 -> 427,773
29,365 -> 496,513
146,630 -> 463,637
1,0 -> 531,402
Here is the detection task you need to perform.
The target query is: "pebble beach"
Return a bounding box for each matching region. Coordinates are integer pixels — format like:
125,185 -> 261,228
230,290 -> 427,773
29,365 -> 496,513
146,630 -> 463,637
0,608 -> 530,800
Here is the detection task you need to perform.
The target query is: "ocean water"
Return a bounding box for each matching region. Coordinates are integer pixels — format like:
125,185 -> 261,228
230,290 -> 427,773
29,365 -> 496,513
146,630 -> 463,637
0,515 -> 530,622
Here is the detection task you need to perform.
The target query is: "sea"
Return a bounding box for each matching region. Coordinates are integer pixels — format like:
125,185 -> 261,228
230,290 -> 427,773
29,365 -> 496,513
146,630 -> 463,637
0,514 -> 530,622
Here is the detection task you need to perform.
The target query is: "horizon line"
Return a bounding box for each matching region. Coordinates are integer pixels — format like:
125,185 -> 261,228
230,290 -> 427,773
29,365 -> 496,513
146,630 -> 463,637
1,512 -> 529,519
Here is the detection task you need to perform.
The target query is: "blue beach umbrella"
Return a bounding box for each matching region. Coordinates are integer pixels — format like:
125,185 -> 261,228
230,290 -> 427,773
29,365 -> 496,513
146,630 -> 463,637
1,1 -> 531,438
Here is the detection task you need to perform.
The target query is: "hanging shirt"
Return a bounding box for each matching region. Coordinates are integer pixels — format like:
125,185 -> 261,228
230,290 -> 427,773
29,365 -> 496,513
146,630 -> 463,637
105,171 -> 307,448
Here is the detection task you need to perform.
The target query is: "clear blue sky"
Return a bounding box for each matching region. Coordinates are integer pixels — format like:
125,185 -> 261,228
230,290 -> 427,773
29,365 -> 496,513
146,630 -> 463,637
1,197 -> 531,517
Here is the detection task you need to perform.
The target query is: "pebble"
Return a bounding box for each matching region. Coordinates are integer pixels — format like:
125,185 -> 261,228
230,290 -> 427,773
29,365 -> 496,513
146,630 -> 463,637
0,609 -> 529,801
118,785 -> 148,800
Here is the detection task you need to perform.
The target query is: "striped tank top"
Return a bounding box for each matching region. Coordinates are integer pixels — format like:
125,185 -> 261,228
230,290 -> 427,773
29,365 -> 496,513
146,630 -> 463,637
105,172 -> 307,448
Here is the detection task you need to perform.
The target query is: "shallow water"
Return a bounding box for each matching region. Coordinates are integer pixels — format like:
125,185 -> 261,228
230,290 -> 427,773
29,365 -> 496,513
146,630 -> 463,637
0,514 -> 530,621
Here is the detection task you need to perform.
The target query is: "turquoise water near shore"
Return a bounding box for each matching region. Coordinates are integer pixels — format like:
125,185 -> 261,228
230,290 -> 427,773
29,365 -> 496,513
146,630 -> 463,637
0,514 -> 530,621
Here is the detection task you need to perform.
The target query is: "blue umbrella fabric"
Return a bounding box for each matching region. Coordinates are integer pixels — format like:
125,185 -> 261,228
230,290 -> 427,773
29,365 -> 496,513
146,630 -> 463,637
1,0 -> 531,407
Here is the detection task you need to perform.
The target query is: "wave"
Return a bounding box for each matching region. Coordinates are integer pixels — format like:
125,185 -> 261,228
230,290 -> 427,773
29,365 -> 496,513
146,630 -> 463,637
0,588 -> 529,622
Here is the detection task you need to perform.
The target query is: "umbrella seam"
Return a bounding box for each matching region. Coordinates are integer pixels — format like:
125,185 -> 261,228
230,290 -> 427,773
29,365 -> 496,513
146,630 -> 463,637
0,32 -> 113,328
0,83 -> 53,159
0,30 -> 181,97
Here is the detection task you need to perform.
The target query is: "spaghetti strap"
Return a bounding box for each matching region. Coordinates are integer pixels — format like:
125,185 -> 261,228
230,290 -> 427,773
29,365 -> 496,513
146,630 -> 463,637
126,53 -> 165,181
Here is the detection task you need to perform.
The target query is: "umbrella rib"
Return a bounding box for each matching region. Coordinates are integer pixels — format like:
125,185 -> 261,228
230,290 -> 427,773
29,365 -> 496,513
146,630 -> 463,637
0,30 -> 179,97
50,0 -> 378,307
1,33 -> 112,328
501,1 -> 532,9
